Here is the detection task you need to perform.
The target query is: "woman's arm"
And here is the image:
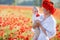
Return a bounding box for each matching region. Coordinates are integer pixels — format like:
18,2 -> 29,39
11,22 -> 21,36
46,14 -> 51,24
36,20 -> 47,36
33,20 -> 47,36
39,24 -> 47,36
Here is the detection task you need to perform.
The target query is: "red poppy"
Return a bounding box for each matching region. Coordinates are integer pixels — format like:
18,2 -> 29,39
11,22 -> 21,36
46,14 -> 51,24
25,36 -> 29,40
17,22 -> 21,26
17,35 -> 25,39
20,27 -> 25,33
8,37 -> 13,40
0,30 -> 4,36
0,17 -> 2,25
1,22 -> 7,27
57,34 -> 60,38
9,25 -> 14,30
36,13 -> 40,17
56,32 -> 60,38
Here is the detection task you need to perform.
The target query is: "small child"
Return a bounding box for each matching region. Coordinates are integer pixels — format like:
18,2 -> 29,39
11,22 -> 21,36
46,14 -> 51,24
32,7 -> 44,40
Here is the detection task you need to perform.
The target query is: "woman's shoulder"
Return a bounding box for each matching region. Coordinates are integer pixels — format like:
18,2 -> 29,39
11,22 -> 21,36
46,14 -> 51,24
50,15 -> 56,22
48,15 -> 56,26
44,15 -> 56,24
51,15 -> 56,25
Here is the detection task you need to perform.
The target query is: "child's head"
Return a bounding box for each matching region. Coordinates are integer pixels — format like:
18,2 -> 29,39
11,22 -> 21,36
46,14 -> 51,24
33,7 -> 38,14
42,1 -> 56,15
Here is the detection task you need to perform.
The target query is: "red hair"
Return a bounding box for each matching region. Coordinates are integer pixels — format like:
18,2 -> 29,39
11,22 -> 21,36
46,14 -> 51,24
42,0 -> 56,14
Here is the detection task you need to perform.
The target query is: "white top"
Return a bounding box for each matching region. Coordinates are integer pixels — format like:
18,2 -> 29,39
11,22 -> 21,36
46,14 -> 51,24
32,13 -> 44,23
41,15 -> 56,38
32,13 -> 56,40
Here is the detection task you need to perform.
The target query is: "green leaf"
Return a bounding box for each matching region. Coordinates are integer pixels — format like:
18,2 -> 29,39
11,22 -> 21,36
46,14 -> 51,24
0,37 -> 3,40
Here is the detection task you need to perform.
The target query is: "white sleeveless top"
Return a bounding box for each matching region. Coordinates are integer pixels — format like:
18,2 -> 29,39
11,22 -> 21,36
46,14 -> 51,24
32,13 -> 56,40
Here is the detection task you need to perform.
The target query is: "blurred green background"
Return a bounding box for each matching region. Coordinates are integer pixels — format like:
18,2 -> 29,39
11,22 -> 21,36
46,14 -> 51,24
0,0 -> 60,8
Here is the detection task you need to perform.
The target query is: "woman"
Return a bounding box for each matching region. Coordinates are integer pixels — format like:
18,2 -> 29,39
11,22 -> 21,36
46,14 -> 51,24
32,0 -> 56,40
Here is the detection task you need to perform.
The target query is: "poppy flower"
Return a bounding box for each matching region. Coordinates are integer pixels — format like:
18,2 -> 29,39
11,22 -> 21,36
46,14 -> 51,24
36,13 -> 40,17
0,17 -> 2,25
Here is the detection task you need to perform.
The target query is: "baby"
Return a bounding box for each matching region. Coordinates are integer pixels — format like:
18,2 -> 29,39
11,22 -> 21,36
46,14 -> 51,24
32,7 -> 44,40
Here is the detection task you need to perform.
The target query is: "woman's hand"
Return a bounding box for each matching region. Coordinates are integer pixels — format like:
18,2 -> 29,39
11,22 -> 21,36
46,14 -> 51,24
32,20 -> 40,29
34,20 -> 47,36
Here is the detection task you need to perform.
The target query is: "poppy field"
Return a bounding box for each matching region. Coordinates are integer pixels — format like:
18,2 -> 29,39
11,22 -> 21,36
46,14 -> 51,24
0,5 -> 60,40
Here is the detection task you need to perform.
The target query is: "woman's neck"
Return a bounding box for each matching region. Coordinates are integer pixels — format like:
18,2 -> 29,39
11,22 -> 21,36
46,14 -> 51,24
44,13 -> 51,18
